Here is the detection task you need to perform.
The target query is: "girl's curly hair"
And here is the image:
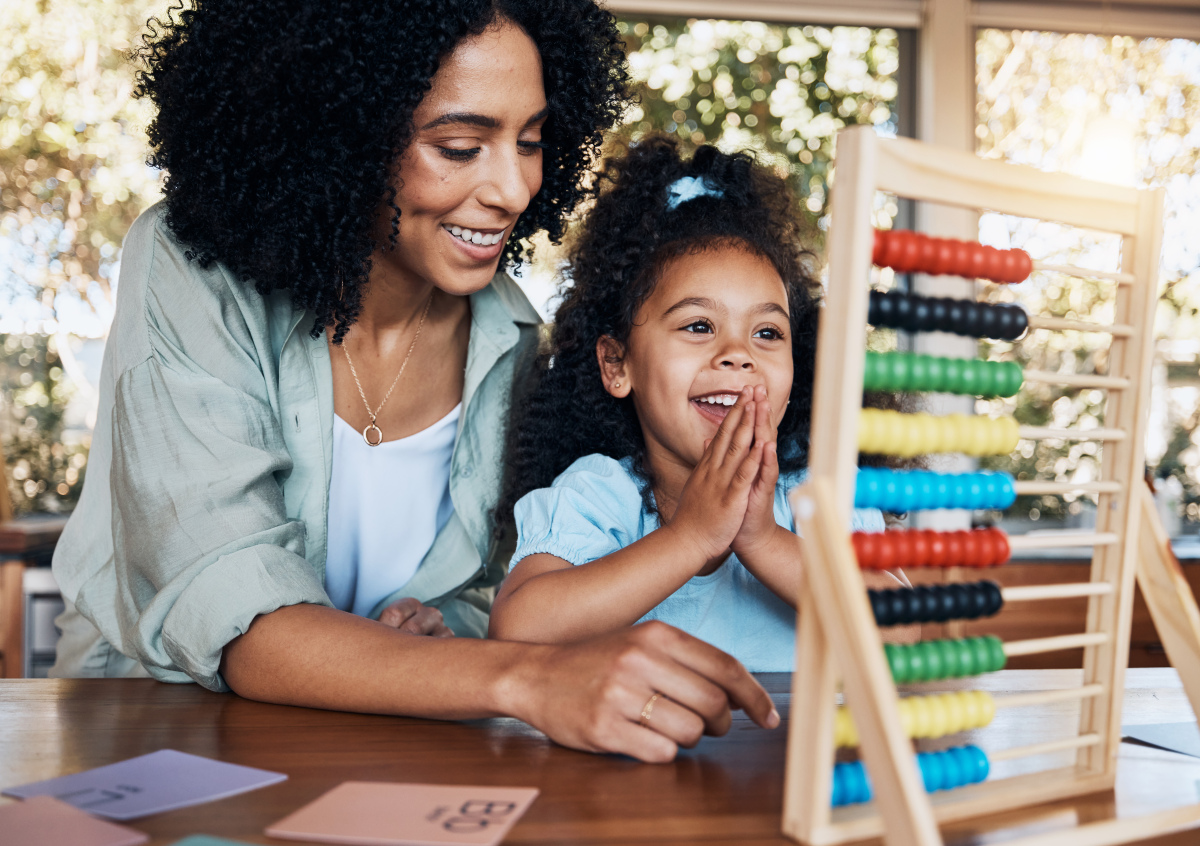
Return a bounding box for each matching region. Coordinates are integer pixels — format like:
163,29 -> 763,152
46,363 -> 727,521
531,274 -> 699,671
499,136 -> 825,517
134,0 -> 629,340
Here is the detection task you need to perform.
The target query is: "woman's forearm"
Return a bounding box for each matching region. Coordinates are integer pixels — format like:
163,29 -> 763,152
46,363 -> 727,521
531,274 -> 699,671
222,603 -> 535,720
488,525 -> 709,643
221,604 -> 782,764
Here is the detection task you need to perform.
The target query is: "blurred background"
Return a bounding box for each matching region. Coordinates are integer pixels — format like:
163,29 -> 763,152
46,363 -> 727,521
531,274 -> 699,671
3,0 -> 1199,539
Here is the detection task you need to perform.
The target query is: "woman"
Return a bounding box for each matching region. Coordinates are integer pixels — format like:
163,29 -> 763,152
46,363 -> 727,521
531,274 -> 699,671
49,0 -> 777,762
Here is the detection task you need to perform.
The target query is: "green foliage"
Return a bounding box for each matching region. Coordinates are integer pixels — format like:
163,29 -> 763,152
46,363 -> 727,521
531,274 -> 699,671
3,6 -> 1197,534
613,18 -> 900,243
976,30 -> 1200,528
1157,412 -> 1200,522
0,334 -> 87,514
1,0 -> 162,512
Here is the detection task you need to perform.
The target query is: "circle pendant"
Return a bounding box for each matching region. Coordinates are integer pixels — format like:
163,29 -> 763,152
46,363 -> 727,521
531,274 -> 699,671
363,423 -> 384,447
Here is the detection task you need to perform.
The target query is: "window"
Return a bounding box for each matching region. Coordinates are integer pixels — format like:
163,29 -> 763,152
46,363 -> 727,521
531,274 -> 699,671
974,29 -> 1200,535
515,15 -> 909,319
1,0 -> 162,513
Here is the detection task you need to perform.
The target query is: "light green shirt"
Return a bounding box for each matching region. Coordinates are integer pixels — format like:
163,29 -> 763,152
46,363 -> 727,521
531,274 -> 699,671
50,203 -> 540,691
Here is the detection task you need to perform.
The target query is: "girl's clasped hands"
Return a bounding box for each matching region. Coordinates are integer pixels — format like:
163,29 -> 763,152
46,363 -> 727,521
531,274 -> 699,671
667,385 -> 802,599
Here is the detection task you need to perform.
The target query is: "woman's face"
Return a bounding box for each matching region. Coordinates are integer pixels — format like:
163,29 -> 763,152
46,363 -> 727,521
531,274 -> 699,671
378,19 -> 547,296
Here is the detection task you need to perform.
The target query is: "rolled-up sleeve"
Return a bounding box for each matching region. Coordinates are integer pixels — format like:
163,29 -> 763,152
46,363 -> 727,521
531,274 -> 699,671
107,355 -> 330,690
66,209 -> 337,692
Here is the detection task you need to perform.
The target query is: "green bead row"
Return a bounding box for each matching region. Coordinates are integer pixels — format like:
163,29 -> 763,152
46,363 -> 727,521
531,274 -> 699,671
884,635 -> 1006,683
863,353 -> 1023,398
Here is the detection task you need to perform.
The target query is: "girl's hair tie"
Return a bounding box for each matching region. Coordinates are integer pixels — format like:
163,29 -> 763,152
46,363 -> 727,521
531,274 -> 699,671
664,176 -> 723,210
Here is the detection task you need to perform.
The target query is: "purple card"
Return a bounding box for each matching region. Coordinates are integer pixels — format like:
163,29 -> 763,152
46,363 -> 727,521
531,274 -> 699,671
2,749 -> 287,821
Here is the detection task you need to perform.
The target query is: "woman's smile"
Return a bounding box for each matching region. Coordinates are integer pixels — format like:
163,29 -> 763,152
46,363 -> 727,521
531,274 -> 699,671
441,223 -> 509,260
376,20 -> 547,297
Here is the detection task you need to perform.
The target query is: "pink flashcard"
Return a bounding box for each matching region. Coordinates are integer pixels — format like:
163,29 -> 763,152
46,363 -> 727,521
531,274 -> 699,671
0,795 -> 149,846
265,782 -> 539,846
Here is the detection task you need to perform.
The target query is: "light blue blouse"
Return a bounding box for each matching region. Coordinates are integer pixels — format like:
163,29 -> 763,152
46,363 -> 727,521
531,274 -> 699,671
511,454 -> 885,672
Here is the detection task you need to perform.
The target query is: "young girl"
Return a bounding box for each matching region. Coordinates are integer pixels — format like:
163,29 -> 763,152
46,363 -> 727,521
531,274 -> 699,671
490,137 -> 893,671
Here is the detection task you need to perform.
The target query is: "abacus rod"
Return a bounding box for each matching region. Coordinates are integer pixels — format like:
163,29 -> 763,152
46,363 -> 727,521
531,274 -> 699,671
1001,583 -> 1115,602
1018,425 -> 1127,442
1023,370 -> 1131,390
988,732 -> 1102,762
1030,261 -> 1137,285
1006,532 -> 1120,550
1003,631 -> 1109,657
1013,480 -> 1123,496
1026,316 -> 1135,337
993,683 -> 1105,711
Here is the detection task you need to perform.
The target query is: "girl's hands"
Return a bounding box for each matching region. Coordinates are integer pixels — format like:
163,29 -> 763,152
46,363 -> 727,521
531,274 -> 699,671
731,386 -> 781,559
668,387 -> 764,562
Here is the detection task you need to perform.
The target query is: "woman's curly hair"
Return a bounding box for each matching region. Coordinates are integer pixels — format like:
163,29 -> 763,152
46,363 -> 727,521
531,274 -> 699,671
134,0 -> 629,340
498,136 -> 824,517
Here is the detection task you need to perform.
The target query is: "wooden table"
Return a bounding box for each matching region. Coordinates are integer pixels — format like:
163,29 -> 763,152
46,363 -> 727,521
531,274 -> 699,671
2,670 -> 1199,845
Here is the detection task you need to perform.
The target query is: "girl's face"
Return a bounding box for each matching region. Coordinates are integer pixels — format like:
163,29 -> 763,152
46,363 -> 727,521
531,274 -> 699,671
599,245 -> 794,474
375,19 -> 548,295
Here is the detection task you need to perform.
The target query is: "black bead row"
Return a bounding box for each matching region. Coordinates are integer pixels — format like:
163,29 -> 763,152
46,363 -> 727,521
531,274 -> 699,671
868,291 -> 1028,341
869,580 -> 1004,627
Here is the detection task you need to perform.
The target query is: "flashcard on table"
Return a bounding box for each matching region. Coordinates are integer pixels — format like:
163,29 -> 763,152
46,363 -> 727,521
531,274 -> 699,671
1122,721 -> 1200,759
1,749 -> 287,820
0,795 -> 148,846
266,781 -> 539,846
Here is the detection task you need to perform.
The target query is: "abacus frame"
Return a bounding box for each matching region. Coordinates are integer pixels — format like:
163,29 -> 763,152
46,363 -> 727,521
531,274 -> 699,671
782,125 -> 1200,846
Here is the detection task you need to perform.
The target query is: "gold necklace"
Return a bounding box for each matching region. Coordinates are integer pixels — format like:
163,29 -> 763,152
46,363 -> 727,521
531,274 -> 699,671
341,293 -> 434,446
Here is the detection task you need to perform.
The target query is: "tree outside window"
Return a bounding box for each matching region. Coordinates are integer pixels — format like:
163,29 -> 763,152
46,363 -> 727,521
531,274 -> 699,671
5,7 -> 1196,540
975,30 -> 1200,535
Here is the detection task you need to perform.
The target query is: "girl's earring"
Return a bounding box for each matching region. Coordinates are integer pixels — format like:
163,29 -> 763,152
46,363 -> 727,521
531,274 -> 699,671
613,382 -> 621,389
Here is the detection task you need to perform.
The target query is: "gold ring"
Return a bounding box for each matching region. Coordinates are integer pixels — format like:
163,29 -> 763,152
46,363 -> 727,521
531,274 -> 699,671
639,693 -> 660,727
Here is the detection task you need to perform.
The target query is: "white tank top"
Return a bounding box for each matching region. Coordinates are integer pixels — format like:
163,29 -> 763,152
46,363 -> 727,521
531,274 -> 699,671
324,403 -> 460,617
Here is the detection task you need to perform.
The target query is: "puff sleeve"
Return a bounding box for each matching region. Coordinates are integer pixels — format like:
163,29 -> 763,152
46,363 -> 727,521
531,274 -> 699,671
510,454 -> 649,568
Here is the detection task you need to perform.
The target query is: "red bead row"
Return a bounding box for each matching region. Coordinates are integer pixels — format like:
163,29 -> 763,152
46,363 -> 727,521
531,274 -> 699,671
852,528 -> 1010,569
873,230 -> 1032,285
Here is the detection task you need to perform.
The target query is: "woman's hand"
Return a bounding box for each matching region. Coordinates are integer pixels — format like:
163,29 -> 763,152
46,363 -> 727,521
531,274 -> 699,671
668,387 -> 764,561
223,607 -> 775,763
503,621 -> 780,763
731,385 -> 780,560
378,598 -> 455,637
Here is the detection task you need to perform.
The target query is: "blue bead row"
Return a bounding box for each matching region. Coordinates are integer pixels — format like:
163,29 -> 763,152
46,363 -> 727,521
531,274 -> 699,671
831,744 -> 990,807
855,469 -> 1016,512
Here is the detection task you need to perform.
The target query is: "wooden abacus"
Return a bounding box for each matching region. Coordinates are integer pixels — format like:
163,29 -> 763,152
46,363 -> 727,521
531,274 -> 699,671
782,125 -> 1200,846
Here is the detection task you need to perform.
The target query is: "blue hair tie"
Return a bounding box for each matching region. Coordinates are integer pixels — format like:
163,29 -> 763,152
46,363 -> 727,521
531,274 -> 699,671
664,176 -> 723,211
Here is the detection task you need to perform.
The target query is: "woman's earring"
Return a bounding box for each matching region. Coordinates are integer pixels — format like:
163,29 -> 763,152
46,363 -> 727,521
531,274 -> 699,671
613,382 -> 621,389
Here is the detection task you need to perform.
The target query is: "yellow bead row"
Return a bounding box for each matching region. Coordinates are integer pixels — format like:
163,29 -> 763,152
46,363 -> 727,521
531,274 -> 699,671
858,409 -> 1020,458
834,690 -> 996,748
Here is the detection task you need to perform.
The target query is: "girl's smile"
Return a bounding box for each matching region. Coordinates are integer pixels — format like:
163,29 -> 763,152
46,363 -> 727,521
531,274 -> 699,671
691,391 -> 752,424
598,244 -> 794,479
